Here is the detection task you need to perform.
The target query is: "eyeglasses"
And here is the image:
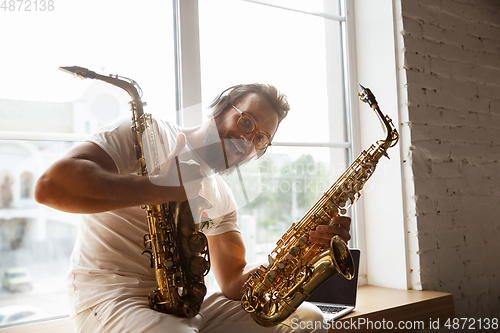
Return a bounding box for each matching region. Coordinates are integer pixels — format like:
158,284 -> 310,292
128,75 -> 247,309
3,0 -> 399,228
232,105 -> 272,151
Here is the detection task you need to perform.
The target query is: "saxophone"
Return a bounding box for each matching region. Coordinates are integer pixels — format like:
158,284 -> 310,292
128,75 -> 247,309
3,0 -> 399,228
241,84 -> 399,326
59,66 -> 212,317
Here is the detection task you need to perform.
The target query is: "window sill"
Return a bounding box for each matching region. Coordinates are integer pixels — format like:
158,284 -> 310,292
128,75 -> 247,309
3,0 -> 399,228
0,317 -> 72,333
330,285 -> 455,332
1,286 -> 454,333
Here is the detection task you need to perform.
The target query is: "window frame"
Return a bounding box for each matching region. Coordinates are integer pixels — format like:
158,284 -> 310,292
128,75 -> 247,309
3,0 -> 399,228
0,0 -> 415,329
346,0 -> 412,290
177,0 -> 374,282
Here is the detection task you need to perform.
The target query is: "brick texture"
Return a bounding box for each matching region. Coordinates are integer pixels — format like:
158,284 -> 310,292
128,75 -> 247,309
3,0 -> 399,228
401,0 -> 500,319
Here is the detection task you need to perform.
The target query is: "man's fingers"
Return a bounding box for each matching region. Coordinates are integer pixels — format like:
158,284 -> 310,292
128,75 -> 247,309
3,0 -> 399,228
315,218 -> 350,233
309,216 -> 352,245
310,226 -> 351,241
331,216 -> 351,228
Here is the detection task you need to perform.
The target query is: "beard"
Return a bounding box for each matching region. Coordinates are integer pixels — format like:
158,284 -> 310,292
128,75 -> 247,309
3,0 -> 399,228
202,117 -> 255,176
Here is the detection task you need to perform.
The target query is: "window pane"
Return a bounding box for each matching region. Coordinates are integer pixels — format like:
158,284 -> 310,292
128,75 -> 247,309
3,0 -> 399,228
227,146 -> 349,265
0,0 -> 176,136
0,140 -> 79,327
199,1 -> 350,289
198,0 -> 347,144
0,0 -> 175,327
205,145 -> 348,291
240,0 -> 341,17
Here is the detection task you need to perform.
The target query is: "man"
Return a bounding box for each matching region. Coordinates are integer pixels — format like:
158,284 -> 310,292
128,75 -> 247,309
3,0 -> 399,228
35,84 -> 351,332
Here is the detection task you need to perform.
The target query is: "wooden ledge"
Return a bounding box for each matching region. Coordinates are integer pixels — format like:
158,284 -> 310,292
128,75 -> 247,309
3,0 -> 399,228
1,286 -> 455,333
328,285 -> 455,332
0,317 -> 73,333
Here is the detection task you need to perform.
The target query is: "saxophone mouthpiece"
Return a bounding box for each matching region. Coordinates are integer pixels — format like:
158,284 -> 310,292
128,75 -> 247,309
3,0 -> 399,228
357,83 -> 378,108
59,66 -> 96,79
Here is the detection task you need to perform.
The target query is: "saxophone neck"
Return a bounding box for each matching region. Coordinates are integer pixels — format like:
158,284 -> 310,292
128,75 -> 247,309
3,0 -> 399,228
59,66 -> 145,117
358,84 -> 399,151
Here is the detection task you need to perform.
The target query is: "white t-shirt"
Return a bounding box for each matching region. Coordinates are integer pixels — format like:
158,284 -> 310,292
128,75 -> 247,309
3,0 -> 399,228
67,117 -> 239,316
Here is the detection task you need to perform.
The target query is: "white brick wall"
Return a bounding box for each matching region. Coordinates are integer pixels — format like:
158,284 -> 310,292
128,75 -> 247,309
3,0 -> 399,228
401,0 -> 500,319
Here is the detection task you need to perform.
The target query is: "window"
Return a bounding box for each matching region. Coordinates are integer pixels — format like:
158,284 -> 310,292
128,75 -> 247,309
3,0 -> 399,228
0,0 -> 175,327
20,172 -> 33,199
0,0 -> 362,327
196,0 -> 352,290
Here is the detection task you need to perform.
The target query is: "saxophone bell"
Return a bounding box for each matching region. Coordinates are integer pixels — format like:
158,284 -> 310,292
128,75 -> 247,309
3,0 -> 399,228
328,235 -> 355,280
243,235 -> 354,327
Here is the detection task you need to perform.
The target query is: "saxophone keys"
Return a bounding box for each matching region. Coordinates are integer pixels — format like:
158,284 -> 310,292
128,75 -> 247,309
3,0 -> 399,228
264,269 -> 278,285
241,290 -> 258,312
191,282 -> 208,301
190,257 -> 209,276
143,234 -> 152,249
188,233 -> 207,253
173,272 -> 183,287
141,250 -> 154,268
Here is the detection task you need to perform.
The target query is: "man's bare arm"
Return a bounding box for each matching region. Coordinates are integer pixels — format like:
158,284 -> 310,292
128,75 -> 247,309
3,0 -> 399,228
207,230 -> 261,300
35,141 -> 190,214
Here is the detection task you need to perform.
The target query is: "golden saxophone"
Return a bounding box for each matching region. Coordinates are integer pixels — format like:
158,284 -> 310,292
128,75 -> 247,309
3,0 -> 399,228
241,84 -> 399,326
59,66 -> 212,317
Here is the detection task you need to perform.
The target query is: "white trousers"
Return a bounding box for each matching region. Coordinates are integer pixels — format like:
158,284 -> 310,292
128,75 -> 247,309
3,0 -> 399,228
72,292 -> 327,333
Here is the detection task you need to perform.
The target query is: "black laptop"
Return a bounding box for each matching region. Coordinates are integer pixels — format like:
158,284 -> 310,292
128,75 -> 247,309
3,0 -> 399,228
306,249 -> 361,321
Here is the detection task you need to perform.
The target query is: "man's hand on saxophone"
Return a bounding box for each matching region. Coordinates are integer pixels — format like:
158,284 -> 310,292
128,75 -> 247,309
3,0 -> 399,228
149,132 -> 204,202
308,216 -> 352,246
